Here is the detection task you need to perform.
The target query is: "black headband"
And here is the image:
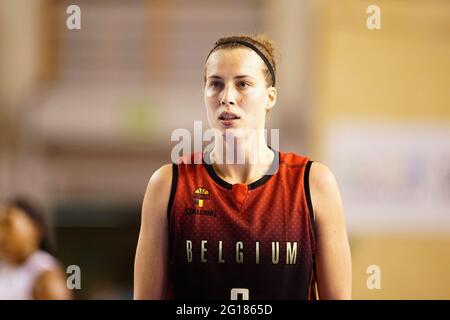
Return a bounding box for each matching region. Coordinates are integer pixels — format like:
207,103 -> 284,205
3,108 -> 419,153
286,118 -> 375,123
206,39 -> 276,86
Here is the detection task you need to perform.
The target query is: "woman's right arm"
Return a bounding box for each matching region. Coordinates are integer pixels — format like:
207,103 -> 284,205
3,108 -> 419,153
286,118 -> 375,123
134,164 -> 173,299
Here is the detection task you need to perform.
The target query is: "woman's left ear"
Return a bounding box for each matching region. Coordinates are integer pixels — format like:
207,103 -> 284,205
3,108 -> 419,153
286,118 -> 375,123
266,87 -> 277,111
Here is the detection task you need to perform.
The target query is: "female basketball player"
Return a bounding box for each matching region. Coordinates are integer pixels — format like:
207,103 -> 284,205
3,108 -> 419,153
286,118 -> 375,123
134,35 -> 352,300
0,198 -> 71,299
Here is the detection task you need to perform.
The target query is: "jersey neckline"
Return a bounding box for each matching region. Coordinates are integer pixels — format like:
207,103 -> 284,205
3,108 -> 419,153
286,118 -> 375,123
202,146 -> 280,190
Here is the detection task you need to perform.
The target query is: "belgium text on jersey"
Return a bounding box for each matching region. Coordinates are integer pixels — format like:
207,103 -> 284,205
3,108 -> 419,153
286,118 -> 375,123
185,240 -> 298,264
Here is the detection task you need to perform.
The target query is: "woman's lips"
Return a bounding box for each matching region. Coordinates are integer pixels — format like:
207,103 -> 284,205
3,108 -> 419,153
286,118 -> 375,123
219,118 -> 239,126
218,111 -> 240,126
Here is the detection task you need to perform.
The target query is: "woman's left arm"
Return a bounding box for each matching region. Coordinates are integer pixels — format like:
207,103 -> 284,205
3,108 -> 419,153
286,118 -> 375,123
309,162 -> 352,299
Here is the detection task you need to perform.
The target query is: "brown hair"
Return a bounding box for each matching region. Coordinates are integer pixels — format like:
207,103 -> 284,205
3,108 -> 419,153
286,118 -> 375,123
204,34 -> 278,87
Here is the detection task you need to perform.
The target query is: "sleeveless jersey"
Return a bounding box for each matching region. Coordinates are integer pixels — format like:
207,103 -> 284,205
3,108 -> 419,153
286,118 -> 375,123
167,148 -> 317,300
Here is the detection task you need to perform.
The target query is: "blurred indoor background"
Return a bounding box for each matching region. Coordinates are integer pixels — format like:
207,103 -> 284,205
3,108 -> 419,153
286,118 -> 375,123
0,0 -> 449,299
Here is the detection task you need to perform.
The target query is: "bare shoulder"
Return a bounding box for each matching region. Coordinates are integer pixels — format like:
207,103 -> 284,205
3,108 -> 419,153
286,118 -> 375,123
309,162 -> 339,192
308,162 -> 343,219
141,163 -> 174,219
146,163 -> 173,191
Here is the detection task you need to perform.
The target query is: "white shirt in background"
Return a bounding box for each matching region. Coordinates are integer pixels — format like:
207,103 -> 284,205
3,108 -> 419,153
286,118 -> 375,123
0,250 -> 58,300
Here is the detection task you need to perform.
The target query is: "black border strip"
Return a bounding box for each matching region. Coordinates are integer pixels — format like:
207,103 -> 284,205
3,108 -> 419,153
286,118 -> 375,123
167,163 -> 179,222
1,300 -> 443,317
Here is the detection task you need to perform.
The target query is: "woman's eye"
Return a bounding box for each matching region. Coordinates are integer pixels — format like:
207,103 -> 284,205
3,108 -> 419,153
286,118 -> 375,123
210,81 -> 221,88
238,81 -> 250,88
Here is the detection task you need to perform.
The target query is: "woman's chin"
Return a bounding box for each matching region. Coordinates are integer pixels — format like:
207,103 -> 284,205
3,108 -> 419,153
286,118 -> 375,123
210,122 -> 262,140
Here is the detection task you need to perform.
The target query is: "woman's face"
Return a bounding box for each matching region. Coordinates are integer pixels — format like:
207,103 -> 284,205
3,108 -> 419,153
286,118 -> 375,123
204,48 -> 277,138
0,206 -> 40,263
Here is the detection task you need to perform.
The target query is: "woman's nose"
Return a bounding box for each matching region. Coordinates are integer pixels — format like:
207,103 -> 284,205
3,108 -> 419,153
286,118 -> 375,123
220,85 -> 236,106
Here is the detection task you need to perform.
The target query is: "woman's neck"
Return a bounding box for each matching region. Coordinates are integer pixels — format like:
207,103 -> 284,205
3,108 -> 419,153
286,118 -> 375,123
210,136 -> 275,185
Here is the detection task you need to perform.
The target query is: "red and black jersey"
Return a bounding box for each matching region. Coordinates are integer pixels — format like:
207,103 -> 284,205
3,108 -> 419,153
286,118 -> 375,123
166,148 -> 317,300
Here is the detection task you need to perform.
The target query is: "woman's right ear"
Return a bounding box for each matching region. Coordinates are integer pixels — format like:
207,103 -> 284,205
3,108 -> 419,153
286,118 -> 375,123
266,87 -> 277,111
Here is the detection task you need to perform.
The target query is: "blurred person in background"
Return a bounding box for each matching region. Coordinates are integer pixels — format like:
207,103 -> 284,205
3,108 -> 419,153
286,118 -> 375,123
0,198 -> 71,300
135,34 -> 352,300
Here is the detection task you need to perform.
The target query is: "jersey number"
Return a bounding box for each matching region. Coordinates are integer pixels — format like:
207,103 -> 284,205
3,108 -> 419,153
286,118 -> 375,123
230,288 -> 249,300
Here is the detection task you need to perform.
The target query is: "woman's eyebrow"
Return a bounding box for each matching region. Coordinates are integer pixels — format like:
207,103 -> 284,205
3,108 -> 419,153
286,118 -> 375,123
207,75 -> 223,80
207,75 -> 255,80
234,75 -> 255,80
